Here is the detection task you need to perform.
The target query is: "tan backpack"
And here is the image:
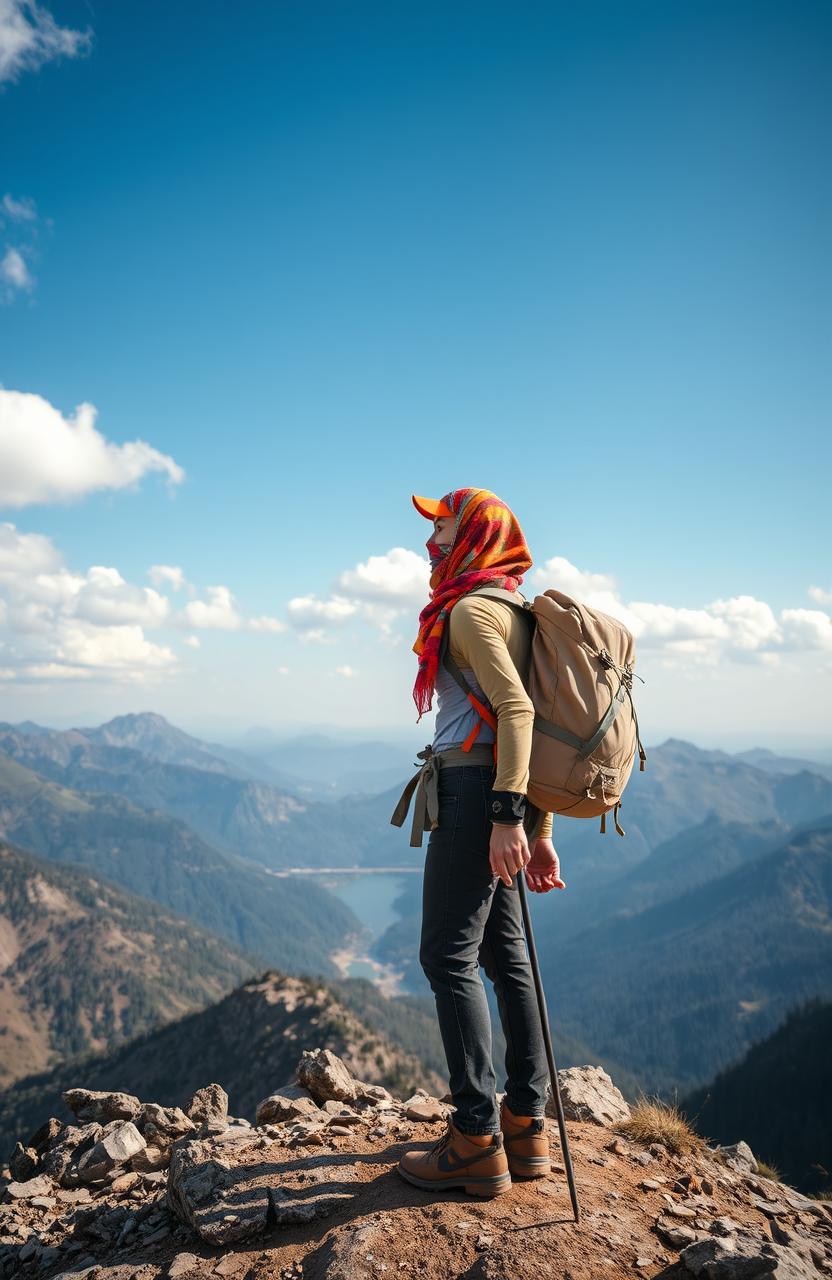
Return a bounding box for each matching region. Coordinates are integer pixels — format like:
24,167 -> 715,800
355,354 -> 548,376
441,584 -> 647,835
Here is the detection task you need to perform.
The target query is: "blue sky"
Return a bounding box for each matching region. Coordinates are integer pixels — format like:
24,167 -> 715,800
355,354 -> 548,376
0,0 -> 829,752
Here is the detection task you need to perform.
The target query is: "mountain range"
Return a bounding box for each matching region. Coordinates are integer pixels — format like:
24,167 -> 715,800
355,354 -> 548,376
0,838 -> 255,1089
1,712 -> 830,1137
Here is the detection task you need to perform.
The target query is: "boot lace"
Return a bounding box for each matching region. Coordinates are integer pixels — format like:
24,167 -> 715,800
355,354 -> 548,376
428,1122 -> 454,1157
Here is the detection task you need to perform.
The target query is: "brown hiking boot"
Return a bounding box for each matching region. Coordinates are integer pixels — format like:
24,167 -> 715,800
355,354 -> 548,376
500,1099 -> 551,1177
397,1118 -> 511,1197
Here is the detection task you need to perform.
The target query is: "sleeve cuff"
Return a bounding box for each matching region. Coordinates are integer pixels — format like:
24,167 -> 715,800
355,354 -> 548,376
489,790 -> 527,824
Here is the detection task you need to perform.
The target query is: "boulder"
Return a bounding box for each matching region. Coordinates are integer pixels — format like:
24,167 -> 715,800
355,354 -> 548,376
547,1065 -> 631,1125
62,1088 -> 141,1125
185,1083 -> 229,1134
166,1136 -> 270,1246
75,1121 -> 146,1183
138,1102 -> 195,1143
26,1117 -> 63,1154
714,1140 -> 758,1174
8,1142 -> 38,1181
40,1121 -> 102,1182
296,1049 -> 358,1103
679,1230 -> 819,1278
256,1090 -> 320,1125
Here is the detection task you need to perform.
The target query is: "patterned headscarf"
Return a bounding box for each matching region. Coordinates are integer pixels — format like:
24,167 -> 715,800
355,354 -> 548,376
412,487 -> 532,719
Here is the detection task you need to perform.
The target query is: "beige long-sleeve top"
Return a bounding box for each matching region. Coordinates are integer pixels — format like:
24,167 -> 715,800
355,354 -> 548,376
447,591 -> 554,841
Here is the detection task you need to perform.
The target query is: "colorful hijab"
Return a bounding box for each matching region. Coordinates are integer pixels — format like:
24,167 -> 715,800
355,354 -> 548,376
412,487 -> 533,719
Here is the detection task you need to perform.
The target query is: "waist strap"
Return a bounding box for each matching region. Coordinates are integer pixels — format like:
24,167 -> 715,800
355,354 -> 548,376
389,743 -> 496,848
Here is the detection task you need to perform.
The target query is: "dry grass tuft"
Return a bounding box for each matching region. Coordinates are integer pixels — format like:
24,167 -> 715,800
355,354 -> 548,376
614,1092 -> 706,1157
755,1159 -> 782,1183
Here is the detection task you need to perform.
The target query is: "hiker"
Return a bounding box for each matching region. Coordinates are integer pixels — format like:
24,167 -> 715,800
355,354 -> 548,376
392,487 -> 565,1198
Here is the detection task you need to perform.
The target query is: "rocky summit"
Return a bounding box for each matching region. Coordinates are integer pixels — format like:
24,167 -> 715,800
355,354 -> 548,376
2,1050 -> 831,1280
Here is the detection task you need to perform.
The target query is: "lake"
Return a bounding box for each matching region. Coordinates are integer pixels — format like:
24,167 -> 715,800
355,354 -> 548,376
322,871 -> 417,992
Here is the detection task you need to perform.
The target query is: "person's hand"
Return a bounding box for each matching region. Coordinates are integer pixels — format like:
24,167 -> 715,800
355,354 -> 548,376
489,821 -> 531,887
523,836 -> 566,893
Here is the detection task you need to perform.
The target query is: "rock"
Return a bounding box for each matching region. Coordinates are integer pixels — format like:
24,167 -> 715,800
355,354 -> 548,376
405,1100 -> 447,1123
547,1066 -> 631,1125
132,1143 -> 170,1172
714,1140 -> 758,1174
322,1101 -> 361,1118
214,1257 -> 244,1276
655,1215 -> 699,1248
4,1175 -> 56,1199
168,1253 -> 201,1278
680,1230 -> 819,1278
185,1084 -> 228,1134
296,1049 -> 359,1103
640,1179 -> 662,1191
709,1216 -> 743,1237
255,1091 -> 320,1124
166,1136 -> 270,1245
75,1122 -> 146,1183
26,1117 -> 64,1154
355,1082 -> 394,1104
751,1195 -> 790,1217
62,1088 -> 142,1125
268,1187 -> 319,1227
110,1171 -> 140,1194
8,1142 -> 38,1181
138,1103 -> 195,1143
55,1187 -> 91,1204
667,1204 -> 698,1219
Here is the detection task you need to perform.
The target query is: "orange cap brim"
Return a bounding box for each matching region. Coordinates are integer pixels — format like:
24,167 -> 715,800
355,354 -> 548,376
412,494 -> 454,520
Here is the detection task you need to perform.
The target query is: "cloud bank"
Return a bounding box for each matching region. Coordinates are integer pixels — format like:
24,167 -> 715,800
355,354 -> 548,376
0,524 -> 285,685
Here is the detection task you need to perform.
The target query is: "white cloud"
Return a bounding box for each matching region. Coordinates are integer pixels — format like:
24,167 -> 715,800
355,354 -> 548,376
530,556 -> 832,669
148,564 -> 188,592
247,614 -> 287,634
809,585 -> 832,606
178,586 -> 242,631
286,547 -> 431,640
0,521 -> 178,684
2,192 -> 36,220
335,547 -> 430,606
0,389 -> 185,507
1,246 -> 30,286
334,664 -> 356,678
0,193 -> 45,302
286,593 -> 358,636
779,608 -> 832,651
0,522 -> 287,685
73,566 -> 171,628
0,0 -> 91,85
0,246 -> 32,298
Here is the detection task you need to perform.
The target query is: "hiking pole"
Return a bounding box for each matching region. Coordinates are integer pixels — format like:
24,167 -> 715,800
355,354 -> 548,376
515,864 -> 581,1223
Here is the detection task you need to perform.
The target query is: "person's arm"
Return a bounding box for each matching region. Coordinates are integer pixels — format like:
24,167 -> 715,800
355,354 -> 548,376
450,596 -> 561,885
449,595 -> 533,801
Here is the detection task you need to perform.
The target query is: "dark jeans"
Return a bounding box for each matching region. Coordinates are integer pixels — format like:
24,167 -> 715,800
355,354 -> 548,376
418,762 -> 549,1135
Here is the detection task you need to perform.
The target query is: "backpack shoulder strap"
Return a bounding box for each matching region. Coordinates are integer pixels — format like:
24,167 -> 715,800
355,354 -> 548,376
439,586 -> 534,694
